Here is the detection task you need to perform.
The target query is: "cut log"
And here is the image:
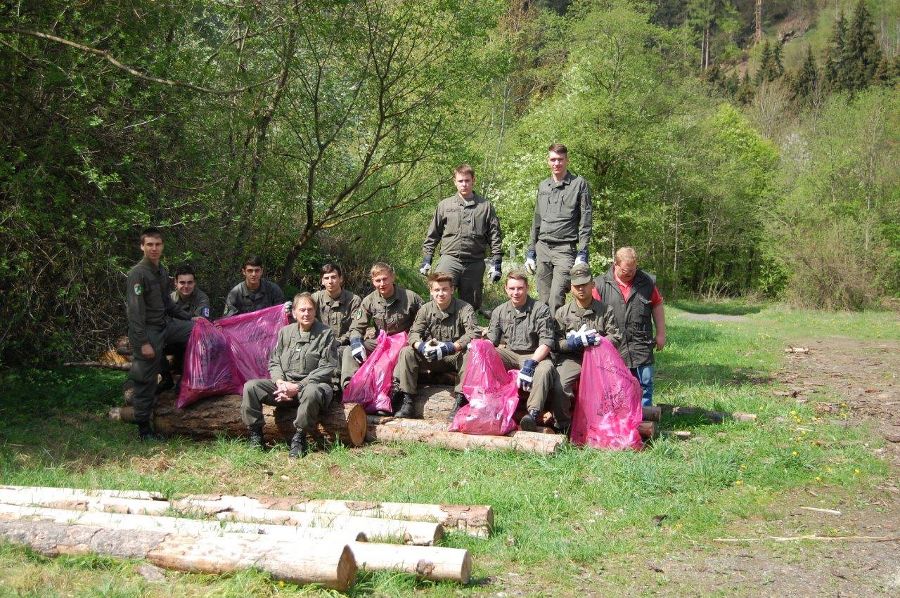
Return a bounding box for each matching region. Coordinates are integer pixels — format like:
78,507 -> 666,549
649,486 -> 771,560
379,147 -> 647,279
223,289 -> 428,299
0,518 -> 356,590
642,405 -> 661,422
366,418 -> 565,455
638,421 -> 658,440
110,392 -> 367,447
350,541 -> 471,583
0,485 -> 163,500
64,361 -> 132,371
658,404 -> 757,424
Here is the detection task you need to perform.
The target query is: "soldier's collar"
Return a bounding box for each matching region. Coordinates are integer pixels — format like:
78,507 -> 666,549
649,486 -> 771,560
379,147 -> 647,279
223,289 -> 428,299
457,193 -> 477,207
434,299 -> 456,316
378,290 -> 398,305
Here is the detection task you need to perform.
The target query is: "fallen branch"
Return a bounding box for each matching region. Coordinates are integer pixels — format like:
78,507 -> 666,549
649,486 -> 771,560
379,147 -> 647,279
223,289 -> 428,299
64,361 -> 131,371
799,506 -> 842,516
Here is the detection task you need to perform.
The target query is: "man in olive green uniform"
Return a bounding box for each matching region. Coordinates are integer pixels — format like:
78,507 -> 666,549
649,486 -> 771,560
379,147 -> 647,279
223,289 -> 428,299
223,255 -> 285,317
170,265 -> 211,320
341,262 -> 424,389
552,263 -> 621,434
393,272 -> 478,419
241,293 -> 339,458
478,271 -> 557,431
525,143 -> 592,314
126,227 -> 194,441
312,263 -> 362,349
421,164 -> 503,311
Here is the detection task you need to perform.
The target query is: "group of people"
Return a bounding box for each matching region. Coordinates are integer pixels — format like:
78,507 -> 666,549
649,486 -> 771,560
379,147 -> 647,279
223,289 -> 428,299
125,144 -> 666,457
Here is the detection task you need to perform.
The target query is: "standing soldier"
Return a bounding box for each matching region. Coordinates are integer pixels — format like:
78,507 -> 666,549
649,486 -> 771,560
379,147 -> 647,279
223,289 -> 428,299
341,262 -> 424,390
420,164 -> 503,311
552,263 -> 621,434
170,265 -> 211,320
525,143 -> 592,314
593,247 -> 666,406
241,293 -> 338,458
393,272 -> 478,419
223,255 -> 285,317
126,227 -> 194,441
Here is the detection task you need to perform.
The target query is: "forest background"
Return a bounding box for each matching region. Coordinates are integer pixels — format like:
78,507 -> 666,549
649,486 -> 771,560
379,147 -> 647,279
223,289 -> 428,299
1,0 -> 897,367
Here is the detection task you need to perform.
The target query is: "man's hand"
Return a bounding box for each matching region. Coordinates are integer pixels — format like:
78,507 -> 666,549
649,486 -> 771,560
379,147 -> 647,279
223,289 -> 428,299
566,324 -> 598,350
419,260 -> 432,276
350,338 -> 367,364
283,301 -> 293,314
489,259 -> 502,283
524,250 -> 537,275
140,343 -> 155,360
656,333 -> 666,351
517,359 -> 537,392
416,341 -> 432,361
574,250 -> 588,266
428,341 -> 457,361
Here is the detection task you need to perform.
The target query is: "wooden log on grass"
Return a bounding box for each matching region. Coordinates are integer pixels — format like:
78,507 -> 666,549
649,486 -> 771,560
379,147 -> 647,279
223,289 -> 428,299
658,404 -> 757,423
110,392 -> 367,447
0,485 -> 163,501
64,360 -> 132,371
0,518 -> 356,590
350,542 -> 472,583
638,421 -> 658,440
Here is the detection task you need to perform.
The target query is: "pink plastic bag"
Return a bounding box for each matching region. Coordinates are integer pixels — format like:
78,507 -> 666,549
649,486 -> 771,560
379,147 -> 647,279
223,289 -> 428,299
449,340 -> 520,435
217,305 -> 289,389
176,318 -> 242,409
343,331 -> 408,414
570,337 -> 643,450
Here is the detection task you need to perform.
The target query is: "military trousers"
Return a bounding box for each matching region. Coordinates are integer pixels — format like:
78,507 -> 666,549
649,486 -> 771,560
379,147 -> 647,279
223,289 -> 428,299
241,379 -> 333,431
394,346 -> 465,396
128,319 -> 194,423
552,355 -> 584,429
435,254 -> 486,311
493,346 -> 556,413
339,338 -> 379,388
535,240 -> 575,315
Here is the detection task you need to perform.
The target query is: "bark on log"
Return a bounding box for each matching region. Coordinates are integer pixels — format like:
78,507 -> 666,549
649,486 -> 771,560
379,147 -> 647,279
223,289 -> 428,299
350,541 -> 471,583
64,361 -> 132,371
658,404 -> 757,424
366,418 -> 565,455
638,421 -> 658,440
0,518 -> 356,589
642,405 -> 661,422
110,392 -> 367,447
0,485 -> 163,500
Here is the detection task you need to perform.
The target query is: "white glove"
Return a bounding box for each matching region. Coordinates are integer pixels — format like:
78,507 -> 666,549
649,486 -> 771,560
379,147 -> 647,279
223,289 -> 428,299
574,255 -> 587,266
524,258 -> 536,275
419,262 -> 431,276
283,301 -> 293,314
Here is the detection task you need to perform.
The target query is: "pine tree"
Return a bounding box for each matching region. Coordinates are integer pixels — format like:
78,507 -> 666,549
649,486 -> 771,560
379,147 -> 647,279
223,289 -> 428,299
772,41 -> 785,79
824,11 -> 851,92
755,39 -> 773,85
872,55 -> 896,86
846,0 -> 882,91
736,70 -> 755,104
791,45 -> 819,104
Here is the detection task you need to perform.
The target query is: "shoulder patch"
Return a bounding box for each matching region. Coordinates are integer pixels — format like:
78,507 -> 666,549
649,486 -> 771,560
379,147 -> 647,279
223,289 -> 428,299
133,283 -> 143,296
353,308 -> 363,319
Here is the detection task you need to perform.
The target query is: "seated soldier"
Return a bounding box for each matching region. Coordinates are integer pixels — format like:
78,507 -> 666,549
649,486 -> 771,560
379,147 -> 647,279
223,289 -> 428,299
340,262 -> 424,392
393,272 -> 478,419
466,271 -> 557,431
223,255 -> 285,317
311,263 -> 362,359
170,264 -> 211,320
552,263 -> 621,434
240,293 -> 338,458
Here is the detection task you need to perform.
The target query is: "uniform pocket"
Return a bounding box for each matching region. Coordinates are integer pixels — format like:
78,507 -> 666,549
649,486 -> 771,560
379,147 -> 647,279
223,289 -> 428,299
303,352 -> 321,372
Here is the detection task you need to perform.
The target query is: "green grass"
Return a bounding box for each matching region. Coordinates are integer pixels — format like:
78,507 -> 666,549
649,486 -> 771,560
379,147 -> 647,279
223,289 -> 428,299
0,304 -> 896,596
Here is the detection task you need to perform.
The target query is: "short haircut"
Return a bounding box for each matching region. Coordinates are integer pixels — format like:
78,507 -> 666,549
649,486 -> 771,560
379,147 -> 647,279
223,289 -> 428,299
370,262 -> 394,278
428,272 -> 455,287
140,227 -> 163,243
321,263 -> 343,277
243,255 -> 263,269
506,271 -> 529,286
174,264 -> 196,279
293,292 -> 315,309
453,164 -> 475,178
615,247 -> 638,265
548,143 -> 568,155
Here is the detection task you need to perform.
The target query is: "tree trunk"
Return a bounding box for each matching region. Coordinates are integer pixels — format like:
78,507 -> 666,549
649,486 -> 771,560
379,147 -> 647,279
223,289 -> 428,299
366,418 -> 565,455
350,542 -> 471,583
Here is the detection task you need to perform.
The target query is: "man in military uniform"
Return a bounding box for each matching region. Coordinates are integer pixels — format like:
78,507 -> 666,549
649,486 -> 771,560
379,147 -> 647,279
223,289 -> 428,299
593,247 -> 666,406
241,293 -> 339,458
479,271 -> 557,431
126,227 -> 194,441
552,263 -> 621,434
393,272 -> 478,419
340,262 -> 424,390
525,143 -> 593,314
312,263 -> 362,350
223,255 -> 285,317
170,265 -> 211,320
420,164 -> 503,311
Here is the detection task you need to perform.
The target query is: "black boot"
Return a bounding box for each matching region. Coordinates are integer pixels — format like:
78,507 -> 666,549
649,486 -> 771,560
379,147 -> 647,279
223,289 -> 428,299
247,425 -> 265,450
395,393 -> 418,419
448,392 -> 468,421
289,429 -> 309,458
137,420 -> 162,442
519,409 -> 541,432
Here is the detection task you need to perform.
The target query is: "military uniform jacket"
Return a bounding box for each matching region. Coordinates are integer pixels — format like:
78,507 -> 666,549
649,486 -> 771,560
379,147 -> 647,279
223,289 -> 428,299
422,193 -> 503,262
527,172 -> 592,253
487,296 -> 556,353
408,297 -> 478,350
127,258 -> 177,345
349,286 -> 424,340
312,288 -> 362,346
223,279 -> 285,318
554,299 -> 621,354
268,320 -> 338,386
595,267 -> 657,368
169,289 -> 211,320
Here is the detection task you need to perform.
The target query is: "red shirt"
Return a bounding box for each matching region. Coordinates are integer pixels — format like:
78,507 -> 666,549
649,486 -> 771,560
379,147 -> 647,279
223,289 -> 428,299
593,278 -> 662,306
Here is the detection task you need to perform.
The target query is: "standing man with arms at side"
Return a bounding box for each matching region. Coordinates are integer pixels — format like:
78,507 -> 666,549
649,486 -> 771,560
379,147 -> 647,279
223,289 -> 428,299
420,164 -> 503,312
525,143 -> 593,314
223,255 -> 285,317
126,227 -> 194,441
593,247 -> 666,406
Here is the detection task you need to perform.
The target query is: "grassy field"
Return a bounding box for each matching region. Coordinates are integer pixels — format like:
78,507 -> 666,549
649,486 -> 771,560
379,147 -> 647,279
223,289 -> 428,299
0,303 -> 897,596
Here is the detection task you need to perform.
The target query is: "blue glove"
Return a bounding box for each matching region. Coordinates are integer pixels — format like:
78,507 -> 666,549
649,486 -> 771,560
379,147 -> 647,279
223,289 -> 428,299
283,301 -> 293,313
429,341 -> 457,361
416,341 -> 430,358
517,359 -> 537,392
489,258 -> 502,283
350,337 -> 366,364
524,250 -> 537,275
574,250 -> 588,266
566,324 -> 598,350
419,259 -> 432,276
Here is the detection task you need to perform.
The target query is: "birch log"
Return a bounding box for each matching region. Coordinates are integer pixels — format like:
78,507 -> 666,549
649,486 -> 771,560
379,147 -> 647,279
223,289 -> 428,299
366,418 -> 565,455
350,542 -> 472,583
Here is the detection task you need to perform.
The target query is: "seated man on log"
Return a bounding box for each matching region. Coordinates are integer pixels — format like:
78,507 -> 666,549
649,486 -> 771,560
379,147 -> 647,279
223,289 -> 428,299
311,263 -> 362,367
340,262 -> 424,392
156,263 -> 213,392
223,255 -> 286,318
472,271 -> 557,431
393,272 -> 478,419
241,292 -> 339,458
551,263 -> 621,435
126,227 -> 194,441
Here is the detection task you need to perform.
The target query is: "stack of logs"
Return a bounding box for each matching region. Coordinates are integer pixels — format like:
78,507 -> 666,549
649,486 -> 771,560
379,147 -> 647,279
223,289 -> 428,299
0,485 -> 494,589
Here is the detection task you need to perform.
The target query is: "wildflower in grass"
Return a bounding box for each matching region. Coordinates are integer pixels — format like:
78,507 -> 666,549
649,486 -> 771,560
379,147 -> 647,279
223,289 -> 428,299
815,476 -> 822,482
854,469 -> 860,475
792,451 -> 798,456
734,479 -> 743,486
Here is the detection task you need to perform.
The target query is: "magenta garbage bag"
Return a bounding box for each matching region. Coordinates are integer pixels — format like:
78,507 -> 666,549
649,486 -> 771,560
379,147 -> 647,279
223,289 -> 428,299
216,305 -> 289,389
570,336 -> 643,450
176,318 -> 241,409
449,339 -> 519,435
343,331 -> 408,414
